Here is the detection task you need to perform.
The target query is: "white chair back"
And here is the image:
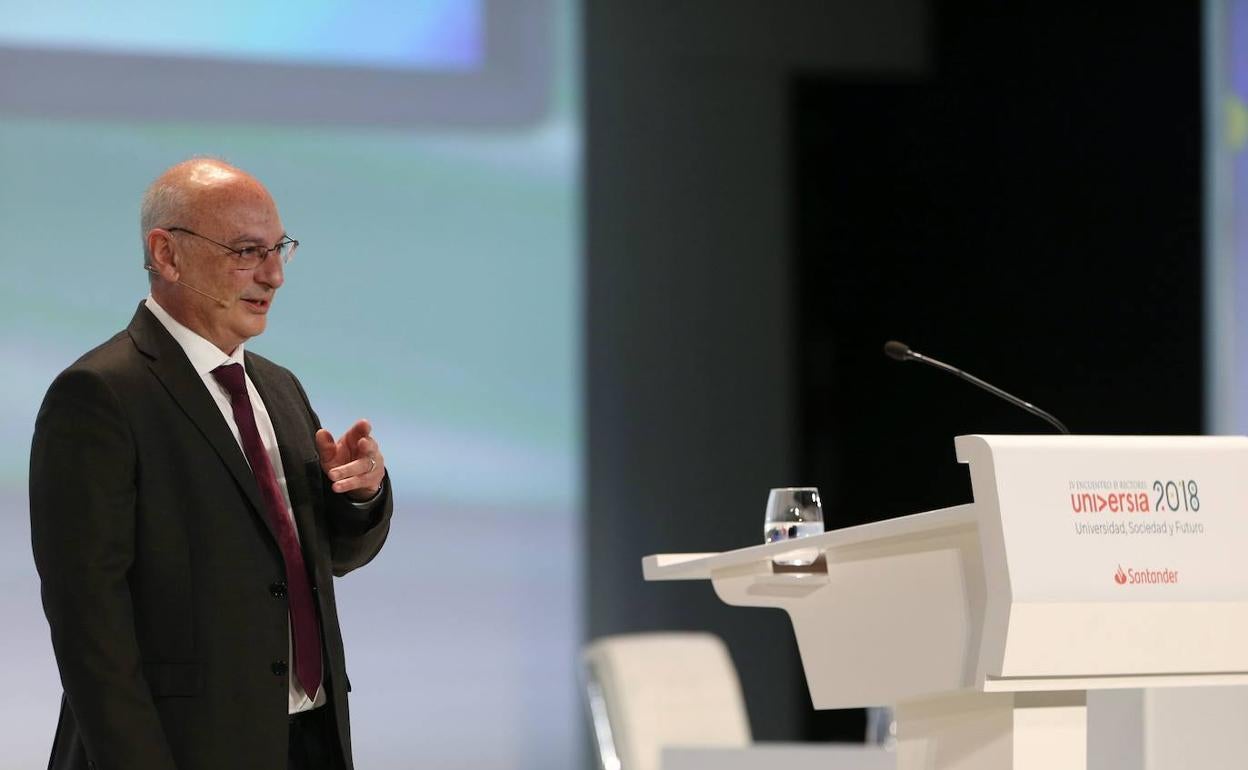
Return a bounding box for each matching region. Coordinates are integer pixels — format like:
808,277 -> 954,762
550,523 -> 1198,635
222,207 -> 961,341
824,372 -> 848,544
583,632 -> 752,770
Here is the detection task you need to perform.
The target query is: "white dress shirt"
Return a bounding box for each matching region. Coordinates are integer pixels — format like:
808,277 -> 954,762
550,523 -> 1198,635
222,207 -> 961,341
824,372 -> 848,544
144,295 -> 326,713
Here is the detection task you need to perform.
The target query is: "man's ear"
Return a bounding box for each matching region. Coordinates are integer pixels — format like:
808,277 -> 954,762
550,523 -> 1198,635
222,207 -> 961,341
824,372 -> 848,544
146,229 -> 180,281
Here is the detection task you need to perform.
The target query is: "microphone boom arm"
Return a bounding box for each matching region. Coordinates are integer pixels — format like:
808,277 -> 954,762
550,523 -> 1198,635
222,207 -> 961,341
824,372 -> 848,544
888,342 -> 1070,434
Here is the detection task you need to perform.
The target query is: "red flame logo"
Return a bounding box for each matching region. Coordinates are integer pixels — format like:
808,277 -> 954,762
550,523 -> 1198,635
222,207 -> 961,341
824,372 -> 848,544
1114,565 -> 1127,585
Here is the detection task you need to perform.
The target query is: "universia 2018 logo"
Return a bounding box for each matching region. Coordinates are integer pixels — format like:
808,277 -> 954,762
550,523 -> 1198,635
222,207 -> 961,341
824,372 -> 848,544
1070,480 -> 1200,514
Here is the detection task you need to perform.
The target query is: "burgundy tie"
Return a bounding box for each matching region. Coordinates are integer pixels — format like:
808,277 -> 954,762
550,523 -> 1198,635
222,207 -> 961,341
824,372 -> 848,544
212,363 -> 322,698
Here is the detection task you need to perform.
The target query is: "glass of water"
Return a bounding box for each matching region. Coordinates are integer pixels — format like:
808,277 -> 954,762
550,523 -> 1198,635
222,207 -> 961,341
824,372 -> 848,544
763,487 -> 824,566
865,706 -> 897,750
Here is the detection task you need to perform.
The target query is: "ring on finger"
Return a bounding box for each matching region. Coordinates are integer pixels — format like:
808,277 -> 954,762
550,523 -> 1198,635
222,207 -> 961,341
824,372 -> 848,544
368,456 -> 377,473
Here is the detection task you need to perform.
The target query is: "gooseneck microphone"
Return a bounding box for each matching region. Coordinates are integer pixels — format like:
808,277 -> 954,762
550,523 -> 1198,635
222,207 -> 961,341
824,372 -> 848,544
144,265 -> 231,309
883,340 -> 1070,434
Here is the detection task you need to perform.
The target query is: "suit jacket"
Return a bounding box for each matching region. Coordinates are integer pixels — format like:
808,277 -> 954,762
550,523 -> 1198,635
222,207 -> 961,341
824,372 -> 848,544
29,304 -> 393,770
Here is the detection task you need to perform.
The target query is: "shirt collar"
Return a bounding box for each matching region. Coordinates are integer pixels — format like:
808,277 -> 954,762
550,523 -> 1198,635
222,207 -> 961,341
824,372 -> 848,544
144,294 -> 245,375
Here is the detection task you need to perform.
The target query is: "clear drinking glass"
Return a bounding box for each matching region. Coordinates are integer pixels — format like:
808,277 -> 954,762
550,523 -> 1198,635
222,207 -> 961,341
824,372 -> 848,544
865,705 -> 897,750
762,487 -> 824,566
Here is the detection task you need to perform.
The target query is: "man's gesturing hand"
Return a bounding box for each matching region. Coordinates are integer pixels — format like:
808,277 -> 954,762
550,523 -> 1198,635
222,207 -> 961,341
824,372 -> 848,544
316,419 -> 386,502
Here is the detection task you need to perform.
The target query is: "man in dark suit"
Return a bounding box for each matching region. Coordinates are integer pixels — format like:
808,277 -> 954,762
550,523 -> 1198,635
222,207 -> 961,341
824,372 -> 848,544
29,158 -> 392,770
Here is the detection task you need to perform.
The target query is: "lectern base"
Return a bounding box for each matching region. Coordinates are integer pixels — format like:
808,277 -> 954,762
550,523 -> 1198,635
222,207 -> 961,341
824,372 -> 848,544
895,690 -> 1086,770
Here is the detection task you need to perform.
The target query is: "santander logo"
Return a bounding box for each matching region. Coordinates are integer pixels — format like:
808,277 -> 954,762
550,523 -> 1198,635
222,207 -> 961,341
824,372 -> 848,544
1113,564 -> 1179,585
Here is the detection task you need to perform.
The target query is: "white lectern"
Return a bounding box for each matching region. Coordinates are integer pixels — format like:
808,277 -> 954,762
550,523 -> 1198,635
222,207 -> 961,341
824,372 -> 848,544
644,435 -> 1248,770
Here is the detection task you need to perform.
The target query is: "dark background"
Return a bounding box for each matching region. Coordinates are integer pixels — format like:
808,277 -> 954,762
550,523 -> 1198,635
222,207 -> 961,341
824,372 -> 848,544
587,0 -> 1202,743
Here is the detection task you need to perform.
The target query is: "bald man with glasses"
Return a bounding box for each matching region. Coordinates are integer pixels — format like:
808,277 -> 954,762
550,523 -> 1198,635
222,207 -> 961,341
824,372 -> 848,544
30,158 -> 393,770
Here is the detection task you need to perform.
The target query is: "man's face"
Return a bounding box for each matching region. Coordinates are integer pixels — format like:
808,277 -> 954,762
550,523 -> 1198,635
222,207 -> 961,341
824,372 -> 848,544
166,177 -> 287,353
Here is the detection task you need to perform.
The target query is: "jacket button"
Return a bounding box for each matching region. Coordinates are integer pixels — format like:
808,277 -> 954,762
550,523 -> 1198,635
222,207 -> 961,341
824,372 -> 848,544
269,581 -> 287,598
272,661 -> 288,676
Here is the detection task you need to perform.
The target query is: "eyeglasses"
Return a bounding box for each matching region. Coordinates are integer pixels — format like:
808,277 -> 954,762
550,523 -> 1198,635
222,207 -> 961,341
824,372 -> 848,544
164,226 -> 298,268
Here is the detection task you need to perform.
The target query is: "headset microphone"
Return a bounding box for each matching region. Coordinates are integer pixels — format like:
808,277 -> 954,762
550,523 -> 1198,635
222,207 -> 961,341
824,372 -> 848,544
143,265 -> 231,309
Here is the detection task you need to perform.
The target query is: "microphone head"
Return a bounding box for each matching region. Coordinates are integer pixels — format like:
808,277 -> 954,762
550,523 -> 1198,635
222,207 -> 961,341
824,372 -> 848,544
883,340 -> 912,361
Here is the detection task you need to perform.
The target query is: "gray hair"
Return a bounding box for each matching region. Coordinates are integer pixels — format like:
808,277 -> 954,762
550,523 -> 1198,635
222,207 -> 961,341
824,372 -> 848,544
140,176 -> 188,281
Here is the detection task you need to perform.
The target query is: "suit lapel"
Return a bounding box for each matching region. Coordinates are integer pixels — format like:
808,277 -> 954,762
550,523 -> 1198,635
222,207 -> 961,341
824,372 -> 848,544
127,304 -> 275,542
